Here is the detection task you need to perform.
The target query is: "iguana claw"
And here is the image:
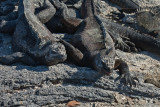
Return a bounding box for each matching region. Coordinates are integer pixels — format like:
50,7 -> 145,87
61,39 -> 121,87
124,40 -> 138,52
110,10 -> 125,20
120,73 -> 138,87
115,72 -> 138,87
114,59 -> 138,87
115,36 -> 137,52
115,38 -> 131,52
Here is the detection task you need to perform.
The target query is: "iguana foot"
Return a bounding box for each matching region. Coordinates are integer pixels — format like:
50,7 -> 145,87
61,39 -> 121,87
115,38 -> 131,52
115,35 -> 137,52
117,72 -> 138,87
121,35 -> 137,52
114,59 -> 138,87
123,40 -> 138,52
109,10 -> 125,21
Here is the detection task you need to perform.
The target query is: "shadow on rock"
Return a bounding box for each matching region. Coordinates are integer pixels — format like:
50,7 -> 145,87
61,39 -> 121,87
139,51 -> 160,62
15,65 -> 49,72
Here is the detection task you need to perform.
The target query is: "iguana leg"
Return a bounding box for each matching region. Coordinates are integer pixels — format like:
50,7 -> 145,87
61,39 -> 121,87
109,9 -> 125,21
100,17 -> 137,52
107,30 -> 137,52
60,39 -> 83,64
114,59 -> 137,87
0,52 -> 37,65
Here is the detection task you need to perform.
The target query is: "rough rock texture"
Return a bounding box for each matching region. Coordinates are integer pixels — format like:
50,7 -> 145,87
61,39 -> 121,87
0,56 -> 160,106
0,0 -> 160,106
0,33 -> 160,106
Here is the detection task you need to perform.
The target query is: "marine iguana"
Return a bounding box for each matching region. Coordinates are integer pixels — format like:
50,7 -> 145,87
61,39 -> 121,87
57,0 -> 137,86
57,0 -> 160,85
45,0 -> 82,34
93,1 -> 160,53
108,0 -> 139,13
0,0 -> 56,33
0,0 -> 18,33
136,6 -> 160,38
51,0 -> 160,55
0,0 -> 67,65
108,0 -> 160,37
99,16 -> 160,55
0,0 -> 159,86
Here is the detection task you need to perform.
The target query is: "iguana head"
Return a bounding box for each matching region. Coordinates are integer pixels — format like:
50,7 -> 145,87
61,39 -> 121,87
136,6 -> 160,32
44,43 -> 67,65
136,10 -> 153,31
93,49 -> 115,75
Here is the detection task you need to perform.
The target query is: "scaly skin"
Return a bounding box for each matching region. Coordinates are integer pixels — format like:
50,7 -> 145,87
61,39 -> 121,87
33,0 -> 56,23
0,0 -> 67,65
99,17 -> 160,55
0,0 -> 56,33
136,6 -> 160,38
60,0 -> 136,86
108,0 -> 139,13
108,0 -> 160,38
0,0 -> 18,33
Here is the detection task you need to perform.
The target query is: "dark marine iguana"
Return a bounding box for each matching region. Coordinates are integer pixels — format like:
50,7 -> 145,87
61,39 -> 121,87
108,0 -> 139,13
56,0 -> 160,81
108,0 -> 160,37
0,0 -> 67,65
107,0 -> 139,20
55,0 -> 137,86
0,0 -> 18,33
136,6 -> 160,38
99,16 -> 160,55
52,0 -> 160,55
0,0 -> 56,33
